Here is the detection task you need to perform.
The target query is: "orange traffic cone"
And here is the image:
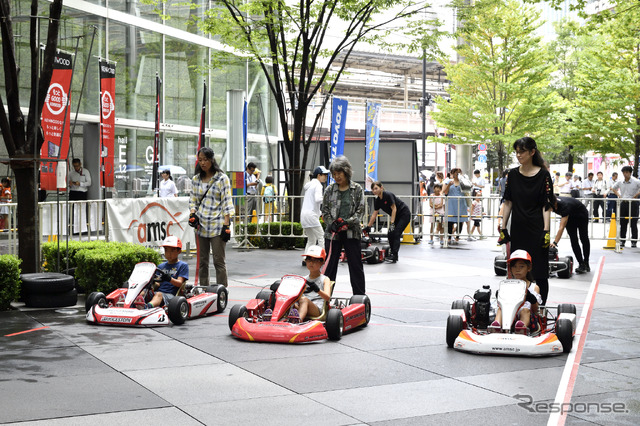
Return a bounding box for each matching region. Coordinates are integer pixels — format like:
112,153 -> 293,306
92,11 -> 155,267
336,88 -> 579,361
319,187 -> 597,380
603,213 -> 617,250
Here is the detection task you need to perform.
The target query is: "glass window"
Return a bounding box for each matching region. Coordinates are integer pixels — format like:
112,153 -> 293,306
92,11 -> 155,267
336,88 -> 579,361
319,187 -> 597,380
109,0 -> 161,23
164,0 -> 207,35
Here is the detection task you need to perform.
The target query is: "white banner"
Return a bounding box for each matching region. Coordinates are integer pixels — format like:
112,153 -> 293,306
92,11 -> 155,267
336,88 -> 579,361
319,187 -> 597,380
106,197 -> 195,248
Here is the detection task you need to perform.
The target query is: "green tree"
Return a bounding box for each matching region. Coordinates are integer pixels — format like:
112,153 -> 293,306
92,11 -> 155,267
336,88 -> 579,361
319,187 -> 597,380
569,0 -> 640,176
0,0 -> 63,273
430,0 -> 565,173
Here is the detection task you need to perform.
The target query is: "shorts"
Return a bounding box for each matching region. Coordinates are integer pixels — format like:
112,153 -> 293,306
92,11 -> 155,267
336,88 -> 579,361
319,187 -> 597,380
161,292 -> 175,306
473,219 -> 481,227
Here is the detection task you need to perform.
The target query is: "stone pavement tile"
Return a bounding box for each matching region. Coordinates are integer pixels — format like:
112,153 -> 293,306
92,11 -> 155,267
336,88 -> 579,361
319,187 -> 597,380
580,333 -> 640,363
369,403 -> 550,426
372,345 -> 567,378
592,292 -> 640,309
82,339 -> 224,372
183,394 -> 357,426
583,358 -> 640,380
566,390 -> 640,426
368,303 -> 449,324
306,378 -> 515,423
3,407 -> 201,426
182,333 -> 358,363
461,366 -> 564,401
124,363 -> 292,406
237,351 -> 442,394
340,321 -> 443,351
571,365 -> 640,396
0,372 -> 169,424
0,346 -> 113,380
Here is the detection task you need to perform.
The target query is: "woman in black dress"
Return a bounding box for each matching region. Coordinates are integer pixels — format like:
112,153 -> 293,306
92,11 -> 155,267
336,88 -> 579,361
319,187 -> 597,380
499,137 -> 555,304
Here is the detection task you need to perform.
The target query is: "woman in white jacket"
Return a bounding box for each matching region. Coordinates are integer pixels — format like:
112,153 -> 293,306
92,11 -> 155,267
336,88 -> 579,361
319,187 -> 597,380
300,166 -> 329,265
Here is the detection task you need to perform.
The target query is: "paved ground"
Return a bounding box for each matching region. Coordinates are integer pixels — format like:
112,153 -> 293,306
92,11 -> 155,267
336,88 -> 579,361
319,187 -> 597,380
1,236 -> 639,425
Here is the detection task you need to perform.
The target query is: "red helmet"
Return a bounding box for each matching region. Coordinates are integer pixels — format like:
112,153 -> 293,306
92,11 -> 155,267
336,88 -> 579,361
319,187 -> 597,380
301,245 -> 326,261
162,236 -> 182,250
508,249 -> 531,264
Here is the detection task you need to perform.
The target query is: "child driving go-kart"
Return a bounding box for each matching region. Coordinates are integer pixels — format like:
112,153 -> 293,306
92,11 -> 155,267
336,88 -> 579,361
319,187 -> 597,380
146,236 -> 189,308
294,245 -> 333,321
491,249 -> 542,333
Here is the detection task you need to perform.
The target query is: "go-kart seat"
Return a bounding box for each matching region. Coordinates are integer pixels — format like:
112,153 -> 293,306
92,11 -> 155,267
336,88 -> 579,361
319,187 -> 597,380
307,281 -> 336,322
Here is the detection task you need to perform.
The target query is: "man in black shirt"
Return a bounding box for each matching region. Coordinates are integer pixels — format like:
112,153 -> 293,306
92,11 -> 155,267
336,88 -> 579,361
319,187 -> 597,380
551,197 -> 590,273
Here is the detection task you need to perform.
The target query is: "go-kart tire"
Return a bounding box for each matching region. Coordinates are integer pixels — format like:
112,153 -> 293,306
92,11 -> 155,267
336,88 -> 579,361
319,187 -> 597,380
366,247 -> 380,264
446,314 -> 464,348
349,294 -> 372,326
557,257 -> 573,279
556,318 -> 573,353
325,309 -> 344,341
451,300 -> 471,323
215,285 -> 228,313
557,303 -> 576,316
23,288 -> 78,308
494,255 -> 507,276
270,280 -> 281,293
21,272 -> 75,294
167,296 -> 188,325
85,291 -> 107,313
256,289 -> 274,309
229,304 -> 248,330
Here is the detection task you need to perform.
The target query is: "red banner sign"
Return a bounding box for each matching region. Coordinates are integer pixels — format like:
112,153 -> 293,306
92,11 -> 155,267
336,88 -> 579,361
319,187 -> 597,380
99,60 -> 116,187
40,51 -> 73,190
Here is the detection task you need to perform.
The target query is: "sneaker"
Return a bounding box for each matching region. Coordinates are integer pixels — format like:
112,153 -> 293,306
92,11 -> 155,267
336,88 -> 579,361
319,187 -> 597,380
440,239 -> 444,246
632,242 -> 637,248
428,239 -> 434,245
467,236 -> 474,241
575,264 -> 586,274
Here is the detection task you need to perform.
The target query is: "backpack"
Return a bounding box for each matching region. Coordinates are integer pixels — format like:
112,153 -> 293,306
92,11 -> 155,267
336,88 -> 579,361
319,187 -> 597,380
263,185 -> 275,203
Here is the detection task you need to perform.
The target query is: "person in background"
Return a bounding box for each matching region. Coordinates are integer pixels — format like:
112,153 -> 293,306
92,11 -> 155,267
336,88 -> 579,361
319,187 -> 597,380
189,147 -> 235,287
469,189 -> 484,240
159,169 -> 178,197
472,169 -> 486,193
553,172 -> 561,196
551,196 -> 591,273
612,166 -> 640,248
321,156 -> 366,295
428,183 -> 445,245
592,171 -> 608,222
0,177 -> 12,230
261,175 -> 277,222
499,136 -> 554,304
557,172 -> 572,197
364,181 -> 411,263
606,172 -> 619,221
300,166 -> 329,265
582,172 -> 594,216
244,162 -> 259,222
443,168 -> 470,245
571,175 -> 582,198
497,170 -> 508,200
68,158 -> 91,201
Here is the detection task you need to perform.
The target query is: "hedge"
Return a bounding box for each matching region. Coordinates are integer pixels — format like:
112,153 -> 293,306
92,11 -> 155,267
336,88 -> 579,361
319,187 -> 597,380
42,240 -> 106,273
235,221 -> 307,249
0,255 -> 21,310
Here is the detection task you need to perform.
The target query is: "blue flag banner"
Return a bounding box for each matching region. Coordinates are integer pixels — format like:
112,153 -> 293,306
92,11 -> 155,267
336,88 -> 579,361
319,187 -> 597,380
365,101 -> 381,190
329,97 -> 348,184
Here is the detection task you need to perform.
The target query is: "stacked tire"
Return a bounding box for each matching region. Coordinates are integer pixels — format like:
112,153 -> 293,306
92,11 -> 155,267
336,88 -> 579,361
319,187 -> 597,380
20,273 -> 78,308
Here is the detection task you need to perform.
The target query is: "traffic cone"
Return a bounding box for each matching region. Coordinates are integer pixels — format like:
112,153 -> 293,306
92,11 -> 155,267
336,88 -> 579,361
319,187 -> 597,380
251,209 -> 258,224
603,213 -> 617,250
401,222 -> 415,244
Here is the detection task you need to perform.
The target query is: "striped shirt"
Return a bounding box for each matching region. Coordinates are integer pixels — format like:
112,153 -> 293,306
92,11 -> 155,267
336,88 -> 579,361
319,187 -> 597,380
189,172 -> 235,238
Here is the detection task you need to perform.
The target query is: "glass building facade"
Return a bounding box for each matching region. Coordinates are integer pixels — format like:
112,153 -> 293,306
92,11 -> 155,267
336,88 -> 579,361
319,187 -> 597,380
1,0 -> 279,197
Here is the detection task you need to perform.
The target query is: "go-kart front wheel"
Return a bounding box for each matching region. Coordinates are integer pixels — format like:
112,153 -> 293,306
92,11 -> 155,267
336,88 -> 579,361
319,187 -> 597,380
446,315 -> 464,348
229,304 -> 247,331
325,309 -> 344,341
366,247 -> 380,264
85,292 -> 107,313
215,285 -> 228,313
494,255 -> 507,276
556,256 -> 574,279
557,303 -> 576,316
168,296 -> 188,325
556,318 -> 573,353
349,294 -> 371,326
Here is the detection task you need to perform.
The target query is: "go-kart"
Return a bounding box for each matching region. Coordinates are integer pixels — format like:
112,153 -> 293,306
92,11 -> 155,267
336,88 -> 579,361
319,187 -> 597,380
446,279 -> 577,355
85,262 -> 228,326
229,274 -> 371,343
339,231 -> 390,264
494,247 -> 573,279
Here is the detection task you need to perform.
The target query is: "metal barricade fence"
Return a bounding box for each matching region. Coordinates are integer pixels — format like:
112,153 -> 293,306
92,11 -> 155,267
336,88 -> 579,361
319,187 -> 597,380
0,194 -> 637,256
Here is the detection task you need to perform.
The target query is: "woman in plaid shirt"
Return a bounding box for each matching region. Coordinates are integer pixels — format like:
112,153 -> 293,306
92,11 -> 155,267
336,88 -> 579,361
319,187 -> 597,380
190,147 -> 235,286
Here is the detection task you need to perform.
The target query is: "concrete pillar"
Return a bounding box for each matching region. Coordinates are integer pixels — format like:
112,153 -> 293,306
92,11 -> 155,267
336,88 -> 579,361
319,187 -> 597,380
227,89 -> 246,173
456,144 -> 474,177
83,123 -> 102,200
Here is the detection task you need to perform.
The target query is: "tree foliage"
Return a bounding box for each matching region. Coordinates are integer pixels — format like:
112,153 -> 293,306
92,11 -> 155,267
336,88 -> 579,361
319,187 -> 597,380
430,0 -> 565,173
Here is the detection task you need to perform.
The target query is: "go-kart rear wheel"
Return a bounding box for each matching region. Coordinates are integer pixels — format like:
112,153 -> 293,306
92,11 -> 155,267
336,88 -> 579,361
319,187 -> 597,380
215,285 -> 228,313
349,294 -> 371,326
556,318 -> 573,353
256,289 -> 274,309
325,309 -> 344,341
229,304 -> 247,330
367,247 -> 380,264
494,255 -> 507,276
167,296 -> 188,325
557,303 -> 576,316
446,315 -> 464,348
85,292 -> 107,313
451,300 -> 471,323
557,257 -> 573,279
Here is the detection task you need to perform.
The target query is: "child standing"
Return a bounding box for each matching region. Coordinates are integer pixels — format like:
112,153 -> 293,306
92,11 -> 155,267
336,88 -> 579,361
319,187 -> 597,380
0,177 -> 12,230
261,175 -> 277,222
469,189 -> 484,240
429,183 -> 445,245
147,236 -> 189,308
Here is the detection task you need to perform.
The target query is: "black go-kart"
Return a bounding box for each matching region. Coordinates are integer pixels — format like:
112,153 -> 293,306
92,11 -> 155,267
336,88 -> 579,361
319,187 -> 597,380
494,247 -> 573,279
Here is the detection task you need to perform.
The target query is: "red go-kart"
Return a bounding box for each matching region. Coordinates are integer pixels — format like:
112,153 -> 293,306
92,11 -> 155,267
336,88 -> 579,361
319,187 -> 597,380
85,262 -> 228,326
229,274 -> 371,343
